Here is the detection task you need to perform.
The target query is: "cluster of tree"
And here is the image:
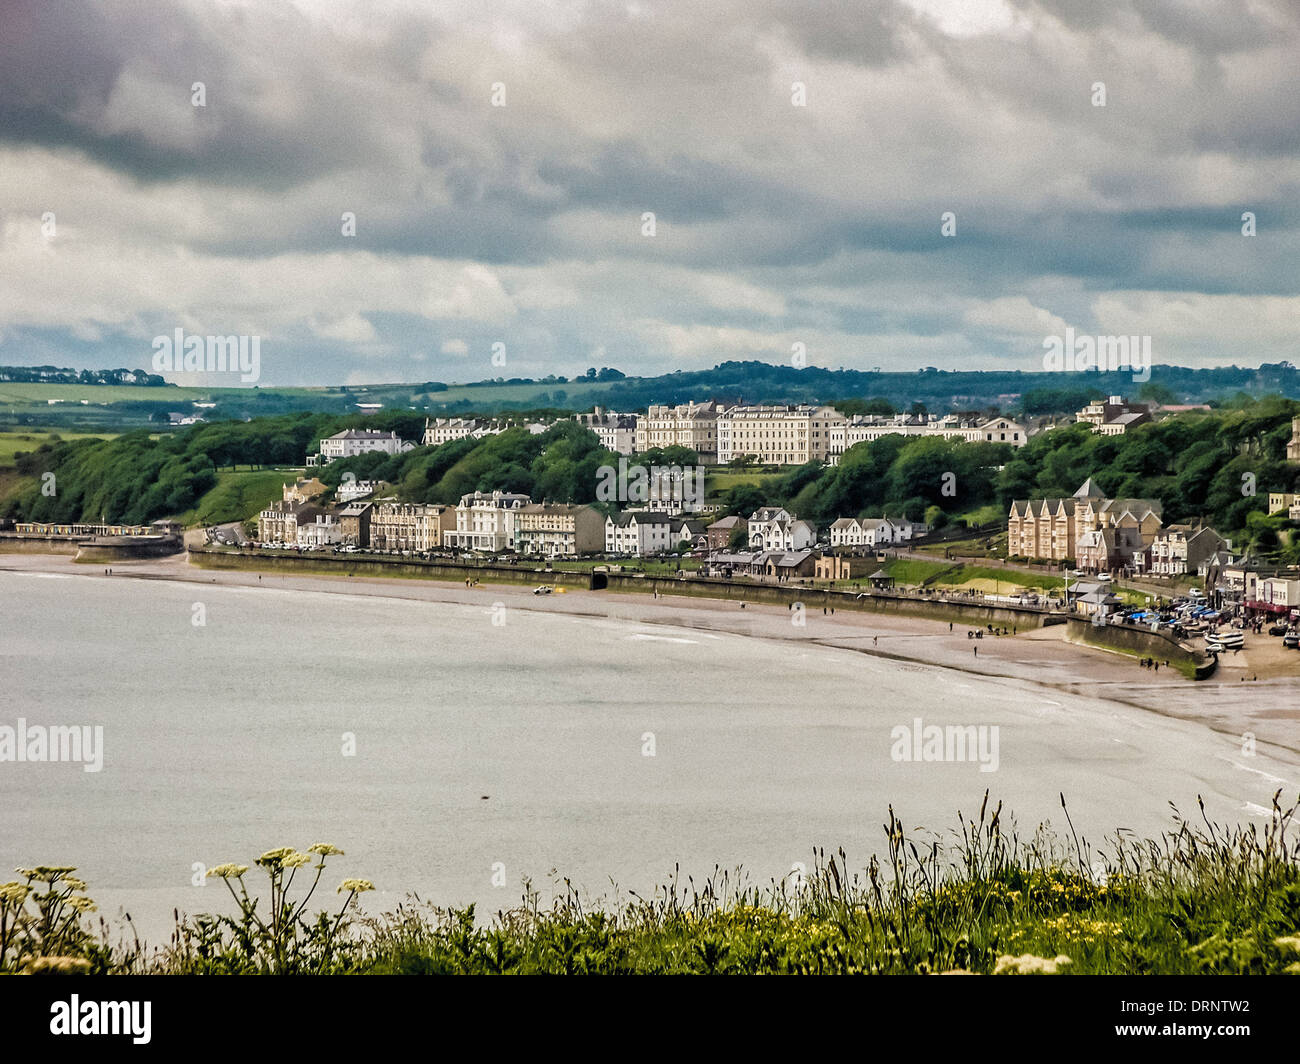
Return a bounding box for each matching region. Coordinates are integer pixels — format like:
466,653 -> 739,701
717,435 -> 1013,528
0,365 -> 169,386
8,431 -> 217,524
552,360 -> 1300,418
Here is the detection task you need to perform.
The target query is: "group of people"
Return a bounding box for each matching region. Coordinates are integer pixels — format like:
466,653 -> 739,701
1139,657 -> 1167,671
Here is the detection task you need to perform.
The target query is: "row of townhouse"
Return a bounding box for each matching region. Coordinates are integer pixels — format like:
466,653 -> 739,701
693,506 -> 925,555
1007,479 -> 1163,568
578,403 -> 1029,467
828,515 -> 927,550
259,482 -> 606,558
717,405 -> 842,465
515,502 -> 605,556
422,417 -> 552,446
635,401 -> 720,458
827,413 -> 1028,459
605,512 -> 706,555
312,406 -> 1031,477
1137,524 -> 1231,578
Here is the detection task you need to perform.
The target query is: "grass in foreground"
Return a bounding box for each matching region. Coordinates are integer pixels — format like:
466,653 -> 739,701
5,793 -> 1300,974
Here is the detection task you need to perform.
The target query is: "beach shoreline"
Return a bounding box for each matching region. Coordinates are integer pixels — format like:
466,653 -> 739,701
5,548 -> 1299,765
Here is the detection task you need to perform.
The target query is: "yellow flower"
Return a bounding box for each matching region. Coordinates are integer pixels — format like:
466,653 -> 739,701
207,864 -> 249,879
308,844 -> 344,857
281,852 -> 312,870
67,895 -> 97,914
337,879 -> 375,894
0,881 -> 30,905
256,847 -> 296,868
16,865 -> 76,880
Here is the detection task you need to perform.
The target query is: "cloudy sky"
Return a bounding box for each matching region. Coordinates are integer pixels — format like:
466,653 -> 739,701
0,0 -> 1297,386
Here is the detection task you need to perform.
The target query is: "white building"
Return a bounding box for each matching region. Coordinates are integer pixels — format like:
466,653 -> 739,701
443,490 -> 531,552
575,408 -> 638,455
422,418 -> 553,447
828,515 -> 922,549
317,429 -> 413,462
296,513 -> 343,549
422,418 -> 504,446
605,511 -> 676,555
829,413 -> 1028,462
747,507 -> 817,551
717,405 -> 844,466
337,478 -> 379,503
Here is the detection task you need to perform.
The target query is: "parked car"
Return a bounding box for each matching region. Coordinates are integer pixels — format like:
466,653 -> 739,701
533,585 -> 553,595
1284,632 -> 1299,650
1269,624 -> 1289,637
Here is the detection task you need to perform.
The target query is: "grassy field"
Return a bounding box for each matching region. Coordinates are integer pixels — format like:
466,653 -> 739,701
0,378 -> 620,414
0,429 -> 119,464
883,558 -> 1070,595
705,468 -> 788,492
8,794 -> 1300,974
171,468 -> 306,527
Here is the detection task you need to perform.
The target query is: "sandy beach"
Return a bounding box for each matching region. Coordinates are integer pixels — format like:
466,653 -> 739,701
6,549 -> 1299,766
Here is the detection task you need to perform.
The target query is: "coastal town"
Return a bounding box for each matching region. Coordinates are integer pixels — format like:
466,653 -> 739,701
10,396 -> 1299,673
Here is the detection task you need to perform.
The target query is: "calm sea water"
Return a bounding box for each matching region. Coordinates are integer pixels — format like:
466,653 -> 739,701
1,569 -> 1293,941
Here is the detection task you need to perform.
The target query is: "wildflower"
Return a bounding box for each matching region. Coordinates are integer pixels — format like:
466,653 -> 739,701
67,895 -> 97,914
281,852 -> 312,870
206,864 -> 249,879
994,953 -> 1073,975
308,844 -> 344,857
337,879 -> 375,894
0,881 -> 31,904
16,865 -> 76,880
256,847 -> 296,868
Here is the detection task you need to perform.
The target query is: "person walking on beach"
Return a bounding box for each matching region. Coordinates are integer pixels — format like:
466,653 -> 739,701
973,645 -> 978,657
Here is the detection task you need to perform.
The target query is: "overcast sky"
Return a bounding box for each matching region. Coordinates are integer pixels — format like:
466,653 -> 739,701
0,0 -> 1297,386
